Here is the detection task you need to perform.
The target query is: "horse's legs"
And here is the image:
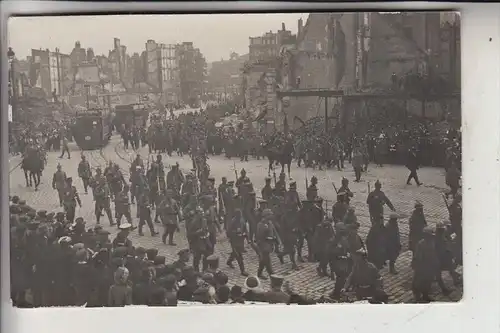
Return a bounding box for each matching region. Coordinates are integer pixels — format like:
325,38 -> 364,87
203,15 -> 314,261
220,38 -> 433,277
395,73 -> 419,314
24,170 -> 30,187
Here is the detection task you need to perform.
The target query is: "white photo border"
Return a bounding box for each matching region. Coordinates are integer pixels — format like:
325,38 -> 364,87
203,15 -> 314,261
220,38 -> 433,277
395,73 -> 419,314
1,2 -> 499,333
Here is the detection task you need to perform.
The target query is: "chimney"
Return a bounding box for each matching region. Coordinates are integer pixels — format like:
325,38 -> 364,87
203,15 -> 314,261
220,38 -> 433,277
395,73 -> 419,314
298,18 -> 303,36
282,22 -> 286,31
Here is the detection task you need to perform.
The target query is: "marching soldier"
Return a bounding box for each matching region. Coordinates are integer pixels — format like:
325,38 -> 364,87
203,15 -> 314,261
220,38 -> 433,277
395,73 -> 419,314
217,177 -> 228,219
235,169 -> 250,196
261,177 -> 273,201
166,162 -> 185,198
222,181 -> 236,229
155,154 -> 166,190
59,135 -> 70,159
256,209 -> 278,279
298,199 -> 323,262
77,154 -> 91,194
226,208 -> 249,276
332,192 -> 349,223
274,172 -> 287,197
338,178 -> 353,204
306,176 -> 319,201
328,223 -> 350,300
187,207 -> 212,272
52,164 -> 67,206
159,189 -> 181,246
90,167 -> 106,201
278,182 -> 302,269
115,184 -> 136,229
62,177 -> 81,224
409,201 -> 427,254
352,148 -> 364,182
343,249 -> 388,303
366,180 -> 395,226
201,194 -> 221,254
314,217 -> 335,277
94,177 -> 114,226
138,190 -> 159,237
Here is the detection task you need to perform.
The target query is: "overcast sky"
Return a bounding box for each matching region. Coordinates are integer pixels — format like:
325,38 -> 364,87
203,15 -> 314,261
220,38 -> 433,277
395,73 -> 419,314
8,14 -> 307,62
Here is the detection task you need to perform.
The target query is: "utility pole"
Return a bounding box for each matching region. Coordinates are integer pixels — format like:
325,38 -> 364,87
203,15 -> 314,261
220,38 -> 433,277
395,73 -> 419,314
56,47 -> 62,96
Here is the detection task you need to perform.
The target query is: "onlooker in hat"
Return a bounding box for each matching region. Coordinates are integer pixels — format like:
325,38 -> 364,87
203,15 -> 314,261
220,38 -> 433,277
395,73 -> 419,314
243,276 -> 265,302
230,285 -> 245,304
409,201 -> 427,254
263,275 -> 290,304
172,249 -> 190,271
108,267 -> 132,307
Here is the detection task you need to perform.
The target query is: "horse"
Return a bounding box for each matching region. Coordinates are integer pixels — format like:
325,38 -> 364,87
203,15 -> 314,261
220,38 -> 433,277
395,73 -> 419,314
21,147 -> 45,190
263,140 -> 294,179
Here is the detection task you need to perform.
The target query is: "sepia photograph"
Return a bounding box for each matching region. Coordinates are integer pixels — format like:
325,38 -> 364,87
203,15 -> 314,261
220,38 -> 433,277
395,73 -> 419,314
7,11 -> 462,307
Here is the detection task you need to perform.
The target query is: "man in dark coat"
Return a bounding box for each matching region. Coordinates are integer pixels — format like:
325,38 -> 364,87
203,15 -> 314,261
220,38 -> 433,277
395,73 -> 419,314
406,146 -> 422,186
384,213 -> 401,274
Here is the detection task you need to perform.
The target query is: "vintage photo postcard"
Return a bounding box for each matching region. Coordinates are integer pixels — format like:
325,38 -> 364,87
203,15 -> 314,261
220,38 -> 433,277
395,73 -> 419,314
6,11 -> 461,307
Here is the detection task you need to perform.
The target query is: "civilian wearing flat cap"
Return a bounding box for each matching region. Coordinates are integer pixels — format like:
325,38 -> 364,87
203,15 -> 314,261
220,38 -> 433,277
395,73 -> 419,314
263,275 -> 290,304
409,201 -> 427,254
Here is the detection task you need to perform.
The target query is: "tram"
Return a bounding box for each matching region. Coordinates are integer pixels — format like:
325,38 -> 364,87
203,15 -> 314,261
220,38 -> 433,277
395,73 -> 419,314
72,108 -> 112,150
113,103 -> 148,132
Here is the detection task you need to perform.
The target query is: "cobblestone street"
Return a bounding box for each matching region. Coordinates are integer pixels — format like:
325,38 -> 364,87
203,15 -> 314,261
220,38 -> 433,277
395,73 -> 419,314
9,136 -> 463,303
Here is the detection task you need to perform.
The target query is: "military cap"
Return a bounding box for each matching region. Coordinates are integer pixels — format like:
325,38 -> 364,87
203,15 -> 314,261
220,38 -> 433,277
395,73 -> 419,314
208,177 -> 215,182
154,255 -> 166,266
146,248 -> 159,261
19,200 -> 27,205
27,220 -> 40,230
26,210 -> 36,218
113,246 -> 129,258
414,201 -> 423,208
11,195 -> 20,203
37,210 -> 47,218
58,236 -> 72,244
341,177 -> 348,184
311,176 -> 318,182
73,243 -> 85,251
375,180 -> 381,186
57,164 -> 62,169
389,213 -> 399,219
270,274 -> 285,287
221,176 -> 227,181
66,177 -> 73,182
227,180 -> 235,185
289,182 -> 297,188
244,276 -> 261,290
177,248 -> 190,256
118,222 -> 132,230
241,168 -> 246,173
75,217 -> 85,224
265,177 -> 272,181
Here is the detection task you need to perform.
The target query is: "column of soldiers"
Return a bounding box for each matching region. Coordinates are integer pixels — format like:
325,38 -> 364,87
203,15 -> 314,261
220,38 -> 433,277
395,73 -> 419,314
47,143 -> 461,303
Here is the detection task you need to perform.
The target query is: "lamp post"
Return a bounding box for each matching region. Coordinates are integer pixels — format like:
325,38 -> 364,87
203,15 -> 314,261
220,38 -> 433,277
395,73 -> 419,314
7,47 -> 16,123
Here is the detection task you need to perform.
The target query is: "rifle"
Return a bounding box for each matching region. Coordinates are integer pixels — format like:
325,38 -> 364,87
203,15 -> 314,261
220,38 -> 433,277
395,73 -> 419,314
442,194 -> 450,212
233,161 -> 238,183
367,182 -> 371,194
305,168 -> 309,190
